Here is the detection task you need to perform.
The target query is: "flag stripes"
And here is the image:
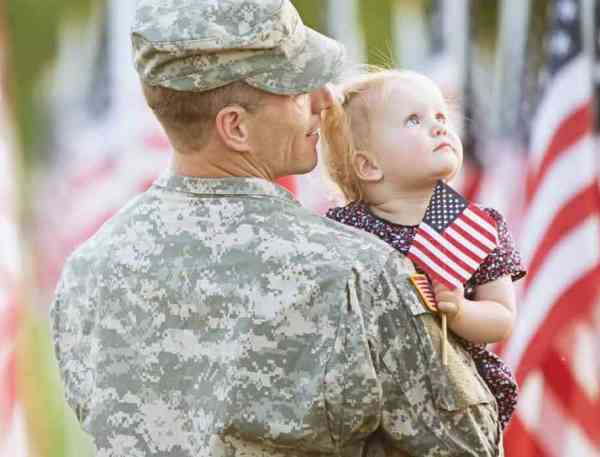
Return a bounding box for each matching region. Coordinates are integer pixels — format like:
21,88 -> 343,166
514,264 -> 600,382
525,102 -> 591,203
412,236 -> 472,279
513,371 -> 598,456
419,224 -> 482,266
528,55 -> 590,169
453,217 -> 496,250
523,184 -> 599,290
415,228 -> 479,270
542,349 -> 600,447
415,217 -> 492,268
409,247 -> 463,288
519,135 -> 596,264
444,225 -> 489,258
463,207 -> 498,239
505,415 -> 546,457
506,217 -> 599,370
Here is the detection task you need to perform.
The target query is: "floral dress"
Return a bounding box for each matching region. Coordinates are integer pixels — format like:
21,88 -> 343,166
326,201 -> 527,429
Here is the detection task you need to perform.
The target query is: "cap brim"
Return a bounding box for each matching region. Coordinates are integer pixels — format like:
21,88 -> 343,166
244,26 -> 346,95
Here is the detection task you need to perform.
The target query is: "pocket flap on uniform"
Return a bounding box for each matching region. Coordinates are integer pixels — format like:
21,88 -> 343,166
427,331 -> 493,411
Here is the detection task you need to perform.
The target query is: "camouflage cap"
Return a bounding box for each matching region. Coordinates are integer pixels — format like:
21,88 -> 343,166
131,0 -> 346,95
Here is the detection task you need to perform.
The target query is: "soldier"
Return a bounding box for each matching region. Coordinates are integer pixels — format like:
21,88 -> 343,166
50,1 -> 503,456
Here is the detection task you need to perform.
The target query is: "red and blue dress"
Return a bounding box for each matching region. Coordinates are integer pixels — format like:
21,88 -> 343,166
326,201 -> 527,430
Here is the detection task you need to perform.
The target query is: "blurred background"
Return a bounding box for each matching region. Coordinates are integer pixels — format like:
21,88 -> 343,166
1,0 -> 599,455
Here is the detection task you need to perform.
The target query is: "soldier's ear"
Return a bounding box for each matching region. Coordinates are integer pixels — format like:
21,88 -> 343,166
353,150 -> 383,182
214,106 -> 252,153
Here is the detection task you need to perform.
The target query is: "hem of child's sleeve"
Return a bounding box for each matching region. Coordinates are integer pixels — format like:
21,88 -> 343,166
511,268 -> 527,283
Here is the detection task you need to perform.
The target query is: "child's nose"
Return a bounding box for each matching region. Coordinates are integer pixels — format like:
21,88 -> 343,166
432,122 -> 447,136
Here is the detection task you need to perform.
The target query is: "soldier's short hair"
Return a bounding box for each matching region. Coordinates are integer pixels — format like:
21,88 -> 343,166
141,81 -> 265,151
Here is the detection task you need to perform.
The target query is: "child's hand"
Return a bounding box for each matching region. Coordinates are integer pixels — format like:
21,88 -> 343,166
432,281 -> 465,321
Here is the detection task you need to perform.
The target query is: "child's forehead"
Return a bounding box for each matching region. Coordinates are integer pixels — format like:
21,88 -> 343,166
383,77 -> 447,111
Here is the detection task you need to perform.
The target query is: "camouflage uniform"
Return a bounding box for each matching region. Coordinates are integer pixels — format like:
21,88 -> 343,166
51,1 -> 503,455
51,172 -> 502,456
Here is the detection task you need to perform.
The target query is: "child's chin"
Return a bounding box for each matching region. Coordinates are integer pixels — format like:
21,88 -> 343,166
441,160 -> 461,179
432,165 -> 457,181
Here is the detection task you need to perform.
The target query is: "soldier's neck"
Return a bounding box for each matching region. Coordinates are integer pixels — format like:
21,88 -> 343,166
171,148 -> 276,181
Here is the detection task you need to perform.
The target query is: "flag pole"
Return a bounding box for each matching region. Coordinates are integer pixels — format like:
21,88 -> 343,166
441,313 -> 448,365
584,0 -> 600,134
493,0 -> 531,139
462,0 -> 476,172
583,0 -> 600,307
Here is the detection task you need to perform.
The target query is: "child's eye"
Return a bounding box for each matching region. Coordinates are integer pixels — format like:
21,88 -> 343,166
436,113 -> 447,123
405,114 -> 420,127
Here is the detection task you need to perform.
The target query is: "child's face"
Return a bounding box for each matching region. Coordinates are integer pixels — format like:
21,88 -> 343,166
369,76 -> 463,190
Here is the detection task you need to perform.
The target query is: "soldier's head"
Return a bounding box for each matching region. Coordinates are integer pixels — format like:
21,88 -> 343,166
132,0 -> 345,179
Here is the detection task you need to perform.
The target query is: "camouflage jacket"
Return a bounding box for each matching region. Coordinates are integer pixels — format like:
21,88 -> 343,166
50,170 -> 503,457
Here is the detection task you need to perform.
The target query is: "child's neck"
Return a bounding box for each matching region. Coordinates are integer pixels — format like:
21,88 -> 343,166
367,187 -> 435,226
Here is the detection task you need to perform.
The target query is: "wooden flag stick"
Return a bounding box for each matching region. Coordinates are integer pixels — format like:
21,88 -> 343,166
442,313 -> 448,366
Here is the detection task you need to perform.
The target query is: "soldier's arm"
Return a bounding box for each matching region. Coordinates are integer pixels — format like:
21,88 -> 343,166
372,253 -> 503,456
49,256 -> 95,424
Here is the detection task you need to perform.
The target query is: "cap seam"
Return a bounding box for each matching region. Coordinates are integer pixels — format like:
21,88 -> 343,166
133,33 -> 283,48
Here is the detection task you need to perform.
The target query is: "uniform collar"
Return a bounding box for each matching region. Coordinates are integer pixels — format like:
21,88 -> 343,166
153,169 -> 299,204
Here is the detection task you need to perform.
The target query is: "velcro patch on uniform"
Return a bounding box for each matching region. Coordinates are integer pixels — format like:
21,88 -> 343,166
409,274 -> 438,313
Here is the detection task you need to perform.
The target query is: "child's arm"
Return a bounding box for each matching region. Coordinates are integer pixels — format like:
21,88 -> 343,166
432,275 -> 516,344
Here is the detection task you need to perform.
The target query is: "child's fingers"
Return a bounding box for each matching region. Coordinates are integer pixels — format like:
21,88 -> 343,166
433,285 -> 455,302
432,279 -> 464,297
431,280 -> 449,293
437,301 -> 459,316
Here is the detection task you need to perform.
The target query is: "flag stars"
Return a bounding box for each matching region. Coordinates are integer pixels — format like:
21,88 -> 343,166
548,29 -> 571,57
556,0 -> 577,22
423,181 -> 469,232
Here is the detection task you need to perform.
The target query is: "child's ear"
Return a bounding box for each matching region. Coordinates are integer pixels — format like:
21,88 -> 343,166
353,150 -> 383,182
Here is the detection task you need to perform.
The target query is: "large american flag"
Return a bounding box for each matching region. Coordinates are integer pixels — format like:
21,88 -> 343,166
407,180 -> 498,290
501,1 -> 600,455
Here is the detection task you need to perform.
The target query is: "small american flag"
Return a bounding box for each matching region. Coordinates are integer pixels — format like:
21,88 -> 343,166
408,180 -> 498,290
